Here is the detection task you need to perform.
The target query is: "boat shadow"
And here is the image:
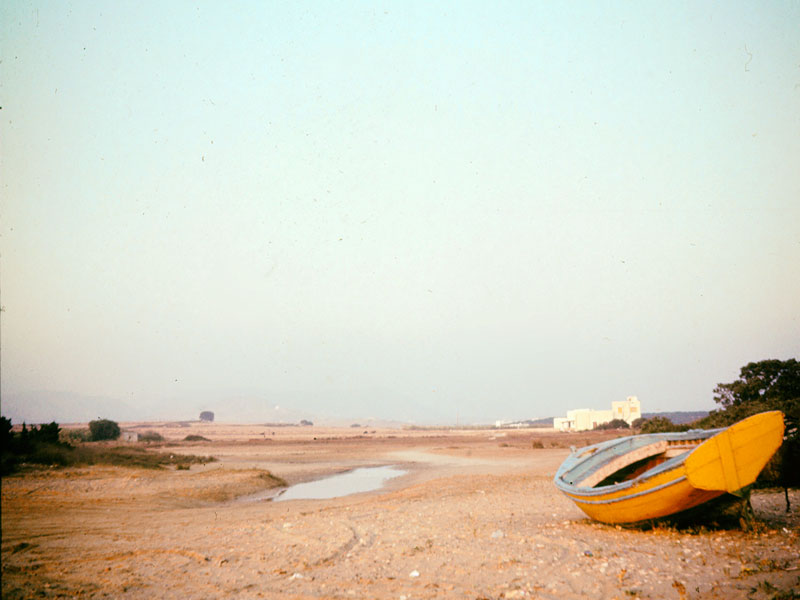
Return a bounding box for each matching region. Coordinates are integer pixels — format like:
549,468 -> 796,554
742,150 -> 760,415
589,491 -> 790,533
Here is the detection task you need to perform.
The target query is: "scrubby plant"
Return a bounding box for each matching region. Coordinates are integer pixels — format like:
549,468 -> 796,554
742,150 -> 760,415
89,419 -> 120,441
139,431 -> 165,442
183,434 -> 210,442
594,419 -> 630,430
60,428 -> 91,444
637,416 -> 689,434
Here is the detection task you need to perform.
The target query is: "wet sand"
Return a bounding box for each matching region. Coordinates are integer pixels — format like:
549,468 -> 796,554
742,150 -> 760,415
2,423 -> 798,599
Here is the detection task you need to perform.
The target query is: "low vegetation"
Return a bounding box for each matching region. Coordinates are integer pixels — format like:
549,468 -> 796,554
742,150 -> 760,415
594,418 -> 630,431
1,417 -> 215,475
183,434 -> 210,442
138,431 -> 165,442
66,445 -> 214,470
60,428 -> 92,443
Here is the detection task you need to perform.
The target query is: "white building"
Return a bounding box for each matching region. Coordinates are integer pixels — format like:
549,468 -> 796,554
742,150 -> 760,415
553,396 -> 641,432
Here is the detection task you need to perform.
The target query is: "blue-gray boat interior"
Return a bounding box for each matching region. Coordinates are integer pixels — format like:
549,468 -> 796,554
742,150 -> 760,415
554,428 -> 722,497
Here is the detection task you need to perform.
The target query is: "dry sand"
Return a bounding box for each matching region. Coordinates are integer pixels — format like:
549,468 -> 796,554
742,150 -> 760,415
2,423 -> 798,599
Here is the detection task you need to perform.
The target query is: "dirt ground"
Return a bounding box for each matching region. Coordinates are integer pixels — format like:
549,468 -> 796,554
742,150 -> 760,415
2,423 -> 798,599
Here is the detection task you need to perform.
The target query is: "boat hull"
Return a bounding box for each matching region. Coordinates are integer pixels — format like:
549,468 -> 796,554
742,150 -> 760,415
554,411 -> 784,524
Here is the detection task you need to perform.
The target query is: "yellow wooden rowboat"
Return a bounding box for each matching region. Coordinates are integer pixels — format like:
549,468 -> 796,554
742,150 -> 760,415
553,411 -> 784,524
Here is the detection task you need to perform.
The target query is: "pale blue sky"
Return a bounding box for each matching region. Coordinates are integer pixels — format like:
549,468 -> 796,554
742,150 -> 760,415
2,1 -> 798,424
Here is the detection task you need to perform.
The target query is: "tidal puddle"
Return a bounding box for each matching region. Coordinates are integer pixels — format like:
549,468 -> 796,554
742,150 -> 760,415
275,465 -> 406,502
239,465 -> 406,503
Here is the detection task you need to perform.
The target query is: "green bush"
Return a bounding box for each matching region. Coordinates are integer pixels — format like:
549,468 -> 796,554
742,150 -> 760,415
89,419 -> 120,441
183,435 -> 210,442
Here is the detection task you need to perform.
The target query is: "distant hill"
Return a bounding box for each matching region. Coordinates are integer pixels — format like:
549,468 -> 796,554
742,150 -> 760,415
528,411 -> 710,428
1,390 -> 145,424
641,411 -> 709,425
526,417 -> 560,428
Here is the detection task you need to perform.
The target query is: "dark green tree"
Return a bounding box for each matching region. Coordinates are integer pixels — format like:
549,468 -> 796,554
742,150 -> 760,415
714,358 -> 799,414
693,359 -> 799,428
0,416 -> 12,450
89,419 -> 120,441
32,422 -> 61,444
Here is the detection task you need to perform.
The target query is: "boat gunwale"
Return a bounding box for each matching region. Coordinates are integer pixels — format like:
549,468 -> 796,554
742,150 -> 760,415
553,428 -> 722,497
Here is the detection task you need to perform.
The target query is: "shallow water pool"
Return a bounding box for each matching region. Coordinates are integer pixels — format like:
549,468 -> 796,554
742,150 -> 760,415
273,465 -> 407,502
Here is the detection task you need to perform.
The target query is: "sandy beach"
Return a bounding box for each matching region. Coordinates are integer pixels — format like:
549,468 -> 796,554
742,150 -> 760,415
2,423 -> 798,599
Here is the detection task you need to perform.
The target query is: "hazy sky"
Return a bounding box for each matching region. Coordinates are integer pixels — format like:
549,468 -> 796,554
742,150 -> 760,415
2,1 -> 798,424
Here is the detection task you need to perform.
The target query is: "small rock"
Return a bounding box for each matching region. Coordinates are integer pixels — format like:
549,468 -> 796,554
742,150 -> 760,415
491,530 -> 504,539
409,570 -> 420,578
583,550 -> 593,557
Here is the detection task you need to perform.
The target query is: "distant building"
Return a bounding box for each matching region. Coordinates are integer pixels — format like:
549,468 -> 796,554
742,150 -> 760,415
120,431 -> 139,442
553,396 -> 641,432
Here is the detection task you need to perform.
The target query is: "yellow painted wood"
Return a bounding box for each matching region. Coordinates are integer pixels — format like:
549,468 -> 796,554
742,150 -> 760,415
685,411 -> 784,492
717,434 -> 741,491
574,478 -> 723,524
